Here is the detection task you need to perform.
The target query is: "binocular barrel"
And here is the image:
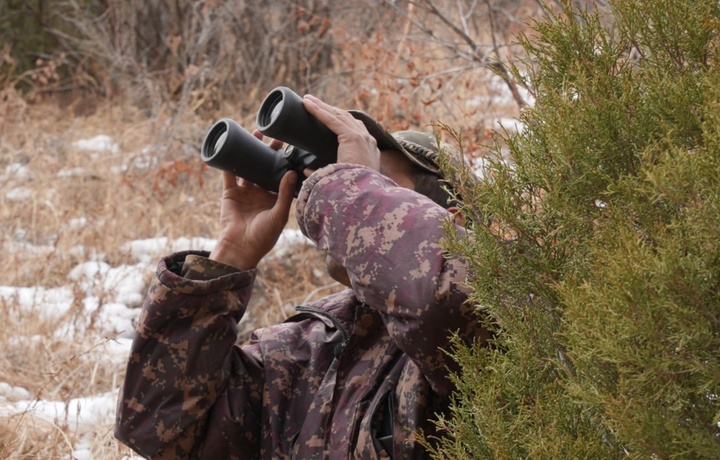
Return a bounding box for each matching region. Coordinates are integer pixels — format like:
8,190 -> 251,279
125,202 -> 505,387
256,87 -> 338,155
201,87 -> 339,193
201,119 -> 289,192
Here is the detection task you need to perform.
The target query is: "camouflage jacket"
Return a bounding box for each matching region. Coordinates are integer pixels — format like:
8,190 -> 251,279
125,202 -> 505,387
115,164 -> 484,459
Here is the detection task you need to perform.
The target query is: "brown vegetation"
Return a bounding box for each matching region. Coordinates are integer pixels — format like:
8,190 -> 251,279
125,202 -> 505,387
0,0 -> 537,457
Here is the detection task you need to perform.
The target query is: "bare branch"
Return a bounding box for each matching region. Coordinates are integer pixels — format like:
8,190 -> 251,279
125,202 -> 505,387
418,0 -> 526,109
482,0 -> 526,108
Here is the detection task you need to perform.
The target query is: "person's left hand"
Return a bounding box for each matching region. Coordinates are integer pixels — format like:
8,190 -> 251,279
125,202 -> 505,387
302,94 -> 381,172
208,132 -> 297,270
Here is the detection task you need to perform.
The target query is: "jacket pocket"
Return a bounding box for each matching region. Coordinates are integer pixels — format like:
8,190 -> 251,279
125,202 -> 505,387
352,390 -> 394,460
371,391 -> 395,459
289,432 -> 300,460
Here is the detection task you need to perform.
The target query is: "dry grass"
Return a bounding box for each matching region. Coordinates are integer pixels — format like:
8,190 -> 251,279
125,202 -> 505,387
0,95 -> 348,458
0,4 -> 529,454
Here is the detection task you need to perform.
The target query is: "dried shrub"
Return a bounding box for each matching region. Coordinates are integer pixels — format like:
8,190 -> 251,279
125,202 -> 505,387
0,1 -> 544,458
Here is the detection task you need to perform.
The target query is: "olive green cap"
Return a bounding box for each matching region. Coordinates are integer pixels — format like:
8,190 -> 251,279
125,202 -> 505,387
348,110 -> 468,180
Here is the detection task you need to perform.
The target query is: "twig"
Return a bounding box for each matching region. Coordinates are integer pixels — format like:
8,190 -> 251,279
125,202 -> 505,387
402,0 -> 527,109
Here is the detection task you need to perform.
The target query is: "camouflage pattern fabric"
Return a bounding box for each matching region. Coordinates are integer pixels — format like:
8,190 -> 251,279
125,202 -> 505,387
115,164 -> 486,459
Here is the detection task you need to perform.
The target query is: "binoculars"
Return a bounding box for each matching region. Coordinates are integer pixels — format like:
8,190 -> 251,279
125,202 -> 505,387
201,87 -> 338,194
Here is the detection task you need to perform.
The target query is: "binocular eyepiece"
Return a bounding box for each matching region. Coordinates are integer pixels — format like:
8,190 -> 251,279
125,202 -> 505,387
201,87 -> 339,194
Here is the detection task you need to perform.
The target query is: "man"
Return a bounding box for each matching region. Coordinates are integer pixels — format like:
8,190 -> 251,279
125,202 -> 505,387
115,94 -> 488,459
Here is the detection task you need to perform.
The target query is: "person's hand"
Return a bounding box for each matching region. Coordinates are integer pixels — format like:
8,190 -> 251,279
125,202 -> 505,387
209,132 -> 297,270
302,94 -> 381,172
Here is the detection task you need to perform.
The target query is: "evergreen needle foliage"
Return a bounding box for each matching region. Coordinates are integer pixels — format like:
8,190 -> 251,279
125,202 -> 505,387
433,0 -> 720,458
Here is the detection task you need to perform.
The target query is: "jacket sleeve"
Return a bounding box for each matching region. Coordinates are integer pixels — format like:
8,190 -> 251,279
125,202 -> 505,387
296,164 -> 485,396
115,251 -> 265,459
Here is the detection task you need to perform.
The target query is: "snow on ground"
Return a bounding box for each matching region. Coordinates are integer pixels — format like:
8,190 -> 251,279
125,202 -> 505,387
0,228 -> 312,459
1,111 -> 511,457
0,134 -> 314,459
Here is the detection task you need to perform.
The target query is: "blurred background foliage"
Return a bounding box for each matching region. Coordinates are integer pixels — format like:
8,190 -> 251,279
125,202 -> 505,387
0,0 -> 540,124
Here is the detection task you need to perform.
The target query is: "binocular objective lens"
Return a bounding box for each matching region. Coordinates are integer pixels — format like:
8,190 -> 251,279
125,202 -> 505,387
270,100 -> 284,124
213,131 -> 227,156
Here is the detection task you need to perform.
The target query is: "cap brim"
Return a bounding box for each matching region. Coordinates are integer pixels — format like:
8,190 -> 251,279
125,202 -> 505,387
348,110 -> 439,175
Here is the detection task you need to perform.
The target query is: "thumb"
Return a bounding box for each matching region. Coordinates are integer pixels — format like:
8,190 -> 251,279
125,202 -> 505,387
273,170 -> 297,216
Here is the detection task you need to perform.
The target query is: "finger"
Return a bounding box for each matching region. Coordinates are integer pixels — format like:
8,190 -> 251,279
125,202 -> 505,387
304,95 -> 345,121
304,94 -> 338,113
221,170 -> 239,190
305,94 -> 359,126
269,138 -> 284,150
303,96 -> 357,132
273,171 -> 297,216
252,128 -> 284,151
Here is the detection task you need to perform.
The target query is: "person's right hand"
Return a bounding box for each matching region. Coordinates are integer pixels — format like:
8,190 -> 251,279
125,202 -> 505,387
209,131 -> 297,270
302,94 -> 381,172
